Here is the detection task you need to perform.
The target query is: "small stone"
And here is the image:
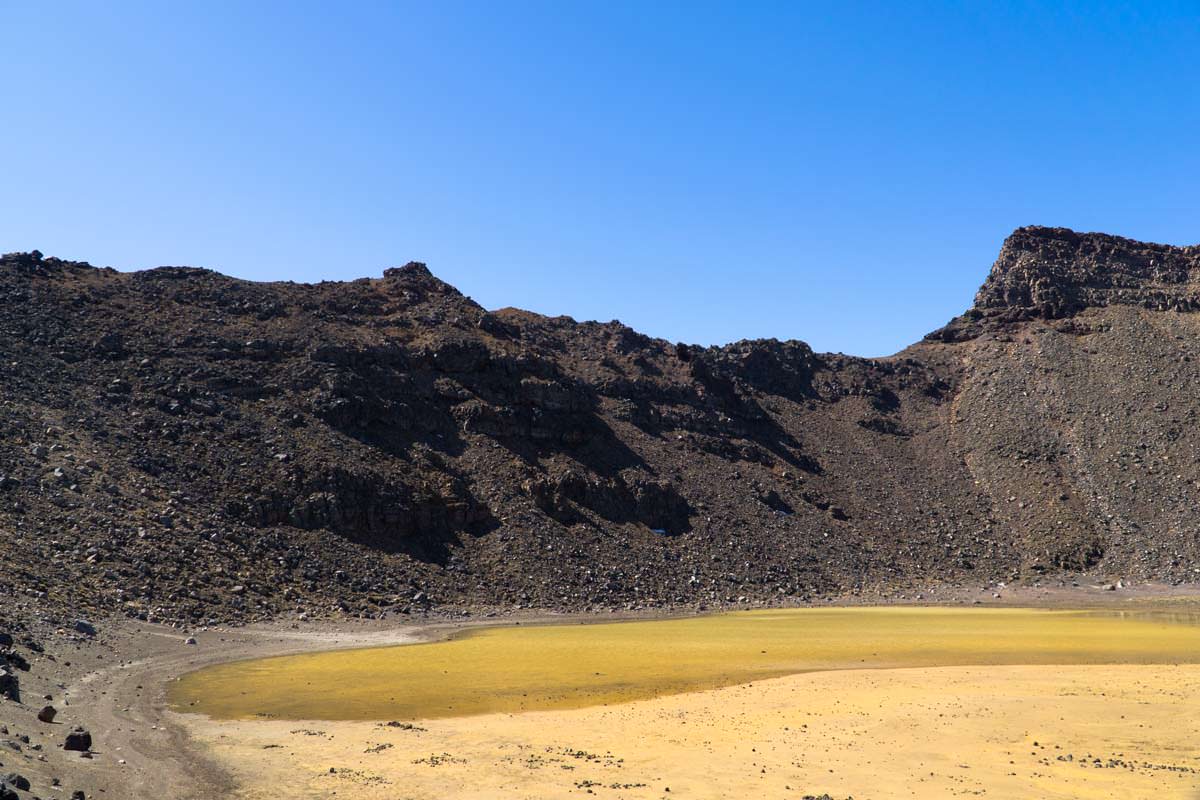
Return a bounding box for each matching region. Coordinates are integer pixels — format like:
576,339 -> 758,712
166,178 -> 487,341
37,705 -> 56,723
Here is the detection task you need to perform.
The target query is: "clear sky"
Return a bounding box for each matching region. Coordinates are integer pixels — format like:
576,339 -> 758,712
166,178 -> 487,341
3,2 -> 1197,356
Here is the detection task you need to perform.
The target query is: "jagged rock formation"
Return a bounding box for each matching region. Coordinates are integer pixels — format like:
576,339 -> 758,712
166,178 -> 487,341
931,227 -> 1200,342
978,227 -> 1200,316
2,226 -> 1199,623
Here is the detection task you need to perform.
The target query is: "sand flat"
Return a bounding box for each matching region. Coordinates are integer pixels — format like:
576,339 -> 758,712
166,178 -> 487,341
170,606 -> 1200,797
170,607 -> 1200,721
179,662 -> 1200,799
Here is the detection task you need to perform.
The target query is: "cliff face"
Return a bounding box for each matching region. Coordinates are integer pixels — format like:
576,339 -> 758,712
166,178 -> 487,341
2,227 -> 1199,624
977,226 -> 1200,317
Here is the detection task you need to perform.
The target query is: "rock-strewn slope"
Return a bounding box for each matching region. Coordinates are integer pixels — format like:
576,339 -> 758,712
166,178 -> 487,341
2,226 -> 1199,625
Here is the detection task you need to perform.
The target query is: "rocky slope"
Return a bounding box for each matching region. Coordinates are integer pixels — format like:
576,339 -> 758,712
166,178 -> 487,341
2,226 -> 1200,628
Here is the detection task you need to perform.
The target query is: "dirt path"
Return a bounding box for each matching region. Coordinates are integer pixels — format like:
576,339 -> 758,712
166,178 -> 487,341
55,611 -> 618,799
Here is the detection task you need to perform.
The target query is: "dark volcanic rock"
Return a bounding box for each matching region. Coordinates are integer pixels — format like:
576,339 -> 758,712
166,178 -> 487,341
1,772 -> 29,791
63,727 -> 92,752
975,226 -> 1200,318
1,227 -> 1200,623
1,773 -> 30,791
0,669 -> 17,702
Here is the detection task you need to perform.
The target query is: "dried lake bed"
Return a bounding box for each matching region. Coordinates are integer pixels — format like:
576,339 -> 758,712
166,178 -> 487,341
170,606 -> 1200,798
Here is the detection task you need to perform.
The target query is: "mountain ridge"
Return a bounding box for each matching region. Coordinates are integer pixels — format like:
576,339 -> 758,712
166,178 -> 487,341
2,226 -> 1199,627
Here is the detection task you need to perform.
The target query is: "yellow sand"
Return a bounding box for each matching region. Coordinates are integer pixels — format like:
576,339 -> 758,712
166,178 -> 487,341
180,663 -> 1200,799
171,608 -> 1200,798
171,607 -> 1200,721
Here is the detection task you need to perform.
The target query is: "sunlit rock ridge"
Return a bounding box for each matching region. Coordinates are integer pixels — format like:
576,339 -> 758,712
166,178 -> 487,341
1,225 -> 1199,625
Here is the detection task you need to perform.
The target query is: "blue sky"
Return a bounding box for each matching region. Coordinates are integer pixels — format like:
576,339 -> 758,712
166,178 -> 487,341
3,2 -> 1198,356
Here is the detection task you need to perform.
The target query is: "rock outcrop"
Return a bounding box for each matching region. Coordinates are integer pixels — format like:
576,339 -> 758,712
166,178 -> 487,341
977,226 -> 1200,317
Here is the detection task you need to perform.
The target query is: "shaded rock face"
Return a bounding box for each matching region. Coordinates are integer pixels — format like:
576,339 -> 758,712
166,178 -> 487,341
2,227 -> 1200,624
226,465 -> 495,560
524,471 -> 692,535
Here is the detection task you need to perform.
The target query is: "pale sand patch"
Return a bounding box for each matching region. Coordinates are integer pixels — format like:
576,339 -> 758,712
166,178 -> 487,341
177,663 -> 1200,799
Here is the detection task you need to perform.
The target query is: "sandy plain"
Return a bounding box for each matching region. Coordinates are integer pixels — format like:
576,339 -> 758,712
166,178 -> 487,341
181,662 -> 1200,799
169,599 -> 1200,799
19,582 -> 1200,800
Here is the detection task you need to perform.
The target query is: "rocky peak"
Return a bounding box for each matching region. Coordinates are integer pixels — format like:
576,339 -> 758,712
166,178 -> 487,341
379,260 -> 480,312
973,226 -> 1200,318
383,261 -> 434,280
1,250 -> 43,266
0,250 -> 54,273
0,251 -> 100,279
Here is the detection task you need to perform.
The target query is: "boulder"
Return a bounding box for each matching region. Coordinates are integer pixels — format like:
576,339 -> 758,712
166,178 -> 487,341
2,651 -> 29,672
37,705 -> 56,723
0,774 -> 29,791
64,727 -> 92,752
